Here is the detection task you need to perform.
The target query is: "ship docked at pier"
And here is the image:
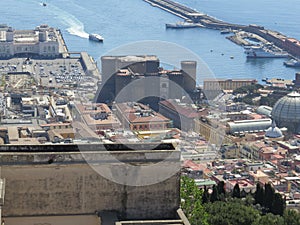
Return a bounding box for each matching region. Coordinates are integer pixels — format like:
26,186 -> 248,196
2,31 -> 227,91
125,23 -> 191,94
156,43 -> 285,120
165,21 -> 200,29
89,33 -> 104,42
284,59 -> 300,67
244,45 -> 289,58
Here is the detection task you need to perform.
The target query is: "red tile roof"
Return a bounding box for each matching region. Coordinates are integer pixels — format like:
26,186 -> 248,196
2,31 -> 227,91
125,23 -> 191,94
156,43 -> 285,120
183,160 -> 206,171
160,100 -> 208,118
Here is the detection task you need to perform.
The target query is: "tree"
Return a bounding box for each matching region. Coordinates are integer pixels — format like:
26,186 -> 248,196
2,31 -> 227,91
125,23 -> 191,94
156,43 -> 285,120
264,183 -> 275,211
217,181 -> 226,201
252,213 -> 284,225
217,181 -> 226,195
244,194 -> 254,206
283,209 -> 300,225
202,186 -> 210,204
233,84 -> 263,95
232,183 -> 241,198
205,200 -> 260,225
180,176 -> 209,225
240,189 -> 247,198
254,183 -> 264,206
210,185 -> 219,202
271,193 -> 285,216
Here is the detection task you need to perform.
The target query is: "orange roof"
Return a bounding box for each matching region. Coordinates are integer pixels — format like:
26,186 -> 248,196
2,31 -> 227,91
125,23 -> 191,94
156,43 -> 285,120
183,160 -> 206,171
116,102 -> 170,124
160,100 -> 208,118
249,113 -> 263,120
272,154 -> 284,159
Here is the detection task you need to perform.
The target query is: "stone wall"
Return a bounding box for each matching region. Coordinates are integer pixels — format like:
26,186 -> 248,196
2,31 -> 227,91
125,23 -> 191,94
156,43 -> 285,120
0,146 -> 180,220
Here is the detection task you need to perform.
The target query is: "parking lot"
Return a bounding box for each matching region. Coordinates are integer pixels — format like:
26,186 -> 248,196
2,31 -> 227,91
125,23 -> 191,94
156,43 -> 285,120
0,57 -> 99,88
31,58 -> 85,87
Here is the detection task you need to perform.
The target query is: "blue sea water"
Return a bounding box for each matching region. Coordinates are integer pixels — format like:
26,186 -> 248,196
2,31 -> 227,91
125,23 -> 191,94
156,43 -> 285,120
0,0 -> 299,84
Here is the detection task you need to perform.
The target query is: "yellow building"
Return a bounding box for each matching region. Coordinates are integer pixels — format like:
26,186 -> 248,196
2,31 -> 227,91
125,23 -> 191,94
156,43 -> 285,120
194,118 -> 240,151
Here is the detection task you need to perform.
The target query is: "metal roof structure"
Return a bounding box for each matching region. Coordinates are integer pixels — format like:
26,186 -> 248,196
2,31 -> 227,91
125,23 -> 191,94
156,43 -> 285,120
227,118 -> 272,134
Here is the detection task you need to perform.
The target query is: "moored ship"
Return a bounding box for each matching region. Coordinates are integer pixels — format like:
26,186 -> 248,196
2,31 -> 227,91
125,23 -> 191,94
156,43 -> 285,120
89,33 -> 104,42
283,59 -> 300,67
165,22 -> 200,29
220,29 -> 232,34
244,46 -> 289,58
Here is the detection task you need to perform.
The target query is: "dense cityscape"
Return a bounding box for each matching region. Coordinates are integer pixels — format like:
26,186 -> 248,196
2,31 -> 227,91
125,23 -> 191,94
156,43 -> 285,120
0,0 -> 300,225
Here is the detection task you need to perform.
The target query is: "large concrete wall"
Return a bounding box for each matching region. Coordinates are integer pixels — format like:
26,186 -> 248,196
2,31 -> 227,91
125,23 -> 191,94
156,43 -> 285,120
0,145 -> 180,220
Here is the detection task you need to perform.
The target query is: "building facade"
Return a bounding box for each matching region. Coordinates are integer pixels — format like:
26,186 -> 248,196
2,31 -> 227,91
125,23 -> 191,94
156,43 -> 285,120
114,102 -> 172,131
0,24 -> 61,58
203,79 -> 257,91
159,99 -> 208,131
96,55 -> 197,108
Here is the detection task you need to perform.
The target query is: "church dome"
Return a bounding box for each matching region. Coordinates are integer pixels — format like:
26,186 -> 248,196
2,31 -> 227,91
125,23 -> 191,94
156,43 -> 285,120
271,92 -> 300,133
265,121 -> 283,138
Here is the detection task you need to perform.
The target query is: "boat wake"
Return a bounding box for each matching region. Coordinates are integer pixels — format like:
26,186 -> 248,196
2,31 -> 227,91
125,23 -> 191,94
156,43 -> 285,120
64,16 -> 89,39
46,2 -> 89,39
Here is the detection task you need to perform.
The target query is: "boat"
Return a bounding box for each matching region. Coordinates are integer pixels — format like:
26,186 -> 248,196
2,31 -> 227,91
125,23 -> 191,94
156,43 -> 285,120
88,33 -> 104,42
165,22 -> 199,29
244,46 -> 289,58
220,29 -> 231,34
283,59 -> 300,67
42,2 -> 47,6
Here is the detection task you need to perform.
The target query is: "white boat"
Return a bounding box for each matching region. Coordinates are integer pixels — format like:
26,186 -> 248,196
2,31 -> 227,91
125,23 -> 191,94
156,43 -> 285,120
165,22 -> 199,29
89,33 -> 104,42
244,46 -> 289,58
220,29 -> 231,34
284,59 -> 300,67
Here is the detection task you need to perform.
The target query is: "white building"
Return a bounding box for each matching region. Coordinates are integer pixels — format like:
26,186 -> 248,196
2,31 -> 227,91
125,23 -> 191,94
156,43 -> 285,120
0,24 -> 60,58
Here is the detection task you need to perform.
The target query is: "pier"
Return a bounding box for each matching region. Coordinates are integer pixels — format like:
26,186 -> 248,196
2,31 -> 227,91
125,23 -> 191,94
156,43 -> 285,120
144,0 -> 300,59
144,0 -> 245,29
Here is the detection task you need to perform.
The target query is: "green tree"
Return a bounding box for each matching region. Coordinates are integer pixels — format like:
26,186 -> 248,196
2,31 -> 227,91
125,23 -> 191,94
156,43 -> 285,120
210,185 -> 219,202
264,183 -> 275,211
180,176 -> 209,225
252,213 -> 284,225
233,84 -> 263,95
244,194 -> 254,206
254,183 -> 264,206
205,200 -> 260,225
271,193 -> 285,216
202,186 -> 210,204
232,183 -> 241,198
283,209 -> 300,225
217,181 -> 225,195
217,181 -> 226,201
260,96 -> 278,107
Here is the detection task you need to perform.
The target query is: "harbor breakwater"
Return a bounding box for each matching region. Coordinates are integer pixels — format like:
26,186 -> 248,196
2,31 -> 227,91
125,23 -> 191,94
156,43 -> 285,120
144,0 -> 300,59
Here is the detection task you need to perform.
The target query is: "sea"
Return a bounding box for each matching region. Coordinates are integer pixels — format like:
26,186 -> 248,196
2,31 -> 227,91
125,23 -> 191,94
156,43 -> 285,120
0,0 -> 300,85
